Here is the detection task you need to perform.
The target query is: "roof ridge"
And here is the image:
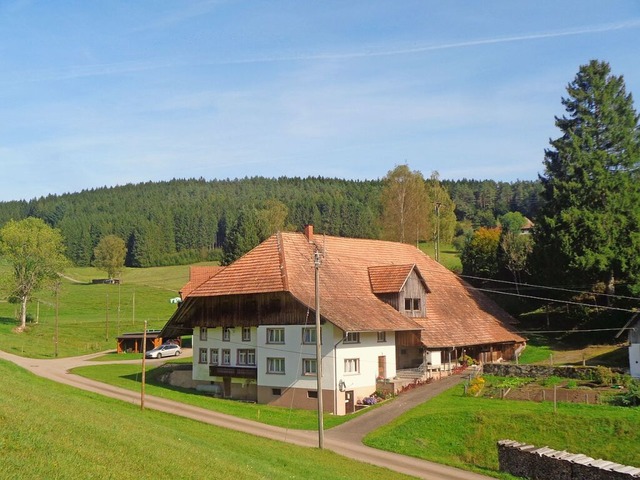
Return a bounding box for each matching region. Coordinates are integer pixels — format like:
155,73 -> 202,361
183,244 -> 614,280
276,231 -> 290,291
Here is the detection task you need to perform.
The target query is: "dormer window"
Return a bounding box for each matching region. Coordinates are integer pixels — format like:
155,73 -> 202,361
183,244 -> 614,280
405,298 -> 421,311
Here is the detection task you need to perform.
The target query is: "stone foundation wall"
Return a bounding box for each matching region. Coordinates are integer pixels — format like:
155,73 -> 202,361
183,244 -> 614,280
498,440 -> 640,479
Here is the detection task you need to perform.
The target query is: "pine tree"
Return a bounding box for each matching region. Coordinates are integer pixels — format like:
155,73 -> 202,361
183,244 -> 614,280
533,60 -> 640,295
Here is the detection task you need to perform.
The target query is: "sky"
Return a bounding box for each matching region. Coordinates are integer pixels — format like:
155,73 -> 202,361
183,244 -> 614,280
1,1 -> 639,202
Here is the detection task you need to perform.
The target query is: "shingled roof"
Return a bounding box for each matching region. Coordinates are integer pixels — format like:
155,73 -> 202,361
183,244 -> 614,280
180,266 -> 225,298
172,230 -> 524,347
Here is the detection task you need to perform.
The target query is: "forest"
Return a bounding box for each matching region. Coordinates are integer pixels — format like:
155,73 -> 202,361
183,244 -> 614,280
0,176 -> 540,268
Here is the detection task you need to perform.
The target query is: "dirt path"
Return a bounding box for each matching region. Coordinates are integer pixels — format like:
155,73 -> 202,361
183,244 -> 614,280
0,350 -> 491,480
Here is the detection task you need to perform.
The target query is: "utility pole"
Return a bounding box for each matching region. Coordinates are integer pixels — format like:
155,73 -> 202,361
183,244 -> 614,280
54,281 -> 60,358
105,293 -> 109,341
141,320 -> 147,410
435,202 -> 442,263
314,248 -> 324,449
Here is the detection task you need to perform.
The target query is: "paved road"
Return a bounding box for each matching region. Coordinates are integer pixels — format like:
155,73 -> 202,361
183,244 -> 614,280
0,350 -> 491,480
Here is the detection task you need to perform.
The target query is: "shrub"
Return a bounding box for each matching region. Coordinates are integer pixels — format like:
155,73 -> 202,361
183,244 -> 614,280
607,380 -> 640,407
593,366 -> 615,386
466,376 -> 485,396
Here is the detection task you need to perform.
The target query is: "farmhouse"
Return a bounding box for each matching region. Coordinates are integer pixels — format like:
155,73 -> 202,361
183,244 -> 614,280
161,226 -> 525,415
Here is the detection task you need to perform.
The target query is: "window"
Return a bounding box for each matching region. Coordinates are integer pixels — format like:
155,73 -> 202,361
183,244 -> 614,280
199,348 -> 207,364
302,358 -> 317,376
266,357 -> 285,374
242,327 -> 251,342
237,349 -> 256,366
405,298 -> 421,311
272,388 -> 282,396
222,327 -> 231,342
344,332 -> 360,344
267,328 -> 285,344
307,390 -> 318,399
222,349 -> 231,365
199,328 -> 207,341
344,358 -> 360,374
209,348 -> 219,365
302,327 -> 317,344
377,331 -> 387,343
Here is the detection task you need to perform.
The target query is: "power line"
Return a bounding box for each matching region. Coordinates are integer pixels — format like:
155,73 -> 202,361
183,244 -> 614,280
466,285 -> 639,313
458,273 -> 640,302
519,327 -> 633,334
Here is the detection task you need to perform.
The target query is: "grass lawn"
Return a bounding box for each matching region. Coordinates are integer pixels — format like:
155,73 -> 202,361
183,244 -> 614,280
0,264 -> 191,358
418,241 -> 461,272
364,382 -> 640,479
72,362 -> 357,430
0,359 -> 412,480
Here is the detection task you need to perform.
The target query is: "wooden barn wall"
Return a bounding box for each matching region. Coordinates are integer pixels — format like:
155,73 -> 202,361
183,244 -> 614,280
395,330 -> 422,347
376,293 -> 398,310
190,292 -> 314,328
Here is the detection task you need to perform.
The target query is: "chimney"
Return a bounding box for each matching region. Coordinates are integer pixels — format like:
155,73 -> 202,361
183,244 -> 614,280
304,225 -> 314,242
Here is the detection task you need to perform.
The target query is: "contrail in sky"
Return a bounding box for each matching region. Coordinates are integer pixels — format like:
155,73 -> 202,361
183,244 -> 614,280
12,19 -> 640,83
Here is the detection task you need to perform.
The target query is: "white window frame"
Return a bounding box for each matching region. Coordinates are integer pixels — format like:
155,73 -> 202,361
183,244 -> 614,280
266,328 -> 285,344
222,348 -> 231,365
344,332 -> 360,344
302,327 -> 317,345
377,331 -> 387,343
209,348 -> 219,365
237,349 -> 256,366
199,328 -> 207,341
302,358 -> 317,376
242,327 -> 251,342
222,327 -> 231,342
344,358 -> 360,374
199,348 -> 207,364
266,357 -> 285,374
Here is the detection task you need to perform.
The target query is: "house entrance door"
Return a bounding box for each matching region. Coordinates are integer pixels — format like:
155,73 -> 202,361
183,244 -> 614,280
223,377 -> 231,398
378,356 -> 386,378
345,390 -> 355,414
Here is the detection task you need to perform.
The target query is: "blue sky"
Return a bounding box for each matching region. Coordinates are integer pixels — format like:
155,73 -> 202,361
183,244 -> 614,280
1,1 -> 639,202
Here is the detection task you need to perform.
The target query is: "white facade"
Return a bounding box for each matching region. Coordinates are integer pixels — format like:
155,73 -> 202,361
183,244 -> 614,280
191,323 -> 397,415
630,343 -> 640,379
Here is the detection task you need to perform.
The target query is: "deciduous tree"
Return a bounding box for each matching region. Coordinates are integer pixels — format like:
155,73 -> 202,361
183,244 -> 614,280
380,165 -> 430,244
460,227 -> 501,278
0,217 -> 68,332
93,235 -> 127,279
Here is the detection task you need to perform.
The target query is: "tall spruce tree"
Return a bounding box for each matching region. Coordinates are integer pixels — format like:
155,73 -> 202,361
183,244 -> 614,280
533,60 -> 640,295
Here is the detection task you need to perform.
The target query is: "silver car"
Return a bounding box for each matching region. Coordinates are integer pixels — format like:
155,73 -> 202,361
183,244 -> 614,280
145,343 -> 182,359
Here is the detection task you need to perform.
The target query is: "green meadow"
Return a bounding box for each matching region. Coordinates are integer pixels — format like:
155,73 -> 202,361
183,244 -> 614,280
364,382 -> 640,478
0,264 -> 189,358
0,359 -> 411,480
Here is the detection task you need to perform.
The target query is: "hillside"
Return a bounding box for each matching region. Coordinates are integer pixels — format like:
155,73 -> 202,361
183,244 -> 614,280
0,176 -> 540,268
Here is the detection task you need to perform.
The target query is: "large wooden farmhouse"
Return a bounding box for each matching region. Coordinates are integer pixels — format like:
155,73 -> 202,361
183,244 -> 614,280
161,226 -> 525,415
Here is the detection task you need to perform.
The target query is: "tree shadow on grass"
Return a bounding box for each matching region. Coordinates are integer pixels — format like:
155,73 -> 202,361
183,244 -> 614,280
0,316 -> 17,326
120,365 -> 212,399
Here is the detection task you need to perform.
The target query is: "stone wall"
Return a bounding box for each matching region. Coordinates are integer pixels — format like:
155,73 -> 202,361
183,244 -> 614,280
498,440 -> 640,479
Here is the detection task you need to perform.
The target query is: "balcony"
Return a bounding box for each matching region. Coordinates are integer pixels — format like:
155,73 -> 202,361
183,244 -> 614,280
209,365 -> 257,379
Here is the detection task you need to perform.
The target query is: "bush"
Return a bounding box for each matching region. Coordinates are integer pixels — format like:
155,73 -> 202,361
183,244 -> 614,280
466,376 -> 485,396
607,380 -> 640,407
592,366 -> 615,386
